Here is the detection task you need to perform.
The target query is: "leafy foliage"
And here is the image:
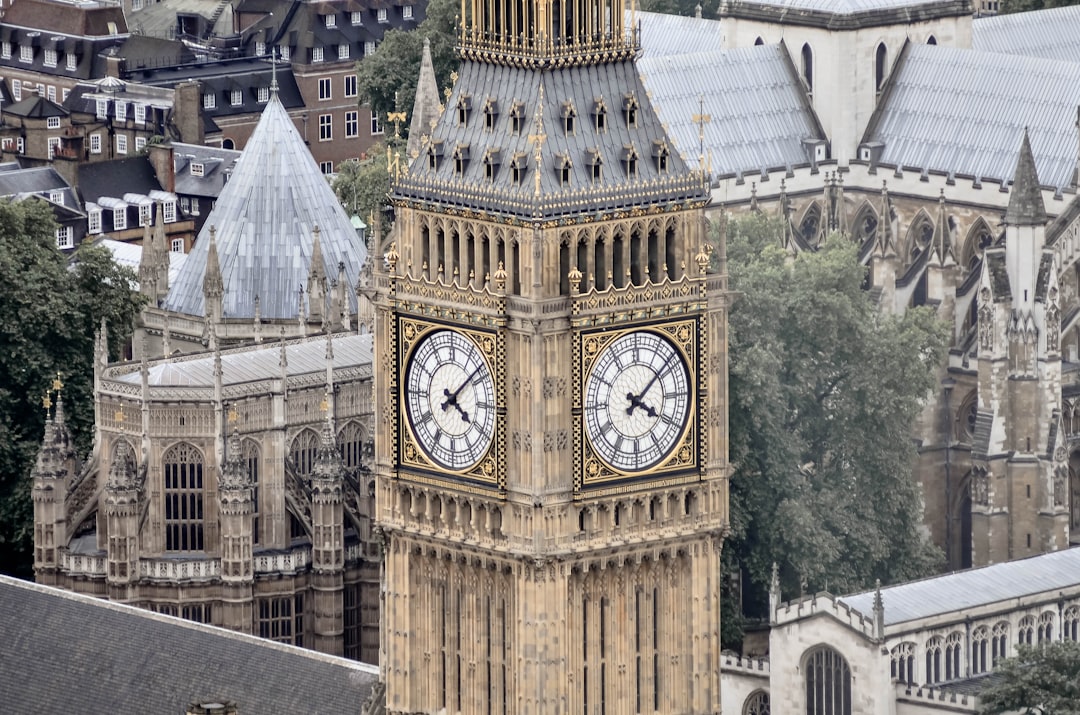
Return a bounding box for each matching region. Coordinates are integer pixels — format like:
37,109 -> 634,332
638,0 -> 706,16
0,199 -> 144,577
356,0 -> 458,130
717,213 -> 946,645
999,0 -> 1080,14
332,143 -> 393,241
979,641 -> 1080,715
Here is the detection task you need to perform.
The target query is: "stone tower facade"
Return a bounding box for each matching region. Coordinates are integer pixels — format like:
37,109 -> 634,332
372,1 -> 731,712
971,133 -> 1070,565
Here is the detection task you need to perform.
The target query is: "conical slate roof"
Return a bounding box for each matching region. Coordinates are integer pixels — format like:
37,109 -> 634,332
163,94 -> 365,320
1004,130 -> 1047,227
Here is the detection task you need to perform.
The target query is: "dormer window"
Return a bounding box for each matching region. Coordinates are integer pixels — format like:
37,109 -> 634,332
561,101 -> 576,135
510,152 -> 528,186
623,93 -> 639,128
351,11 -> 363,24
324,13 -> 336,27
191,162 -> 205,177
312,47 -> 324,63
456,94 -> 472,127
453,143 -> 470,175
585,148 -> 602,183
483,98 -> 499,131
555,154 -> 572,186
113,207 -> 127,231
428,140 -> 444,171
377,8 -> 388,22
621,144 -> 638,177
483,147 -> 501,182
591,98 -> 607,133
652,140 -> 669,173
509,101 -> 525,135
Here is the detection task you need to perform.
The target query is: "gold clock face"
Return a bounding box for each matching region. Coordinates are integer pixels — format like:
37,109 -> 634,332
403,329 -> 497,472
582,329 -> 692,473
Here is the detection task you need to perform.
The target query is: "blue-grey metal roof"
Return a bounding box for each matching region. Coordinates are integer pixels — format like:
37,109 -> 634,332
0,575 -> 378,714
866,43 -> 1080,192
639,44 -> 823,175
839,547 -> 1080,626
973,5 -> 1080,64
115,333 -> 372,387
162,92 -> 366,321
724,0 -> 943,12
632,10 -> 722,58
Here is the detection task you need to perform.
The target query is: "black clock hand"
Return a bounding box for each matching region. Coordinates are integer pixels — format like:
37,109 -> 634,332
626,354 -> 676,417
440,365 -> 483,413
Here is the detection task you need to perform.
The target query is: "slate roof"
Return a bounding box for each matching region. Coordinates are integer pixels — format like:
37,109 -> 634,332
127,0 -> 235,40
393,60 -> 707,220
717,0 -> 971,29
838,546 -> 1080,626
0,166 -> 69,196
0,574 -> 378,714
633,10 -> 722,58
115,34 -> 197,68
638,44 -> 824,176
3,95 -> 68,119
137,58 -> 305,117
171,142 -> 243,198
114,333 -> 373,386
972,5 -> 1080,64
2,0 -> 128,37
163,92 -> 366,321
865,43 -> 1080,192
79,158 -> 163,204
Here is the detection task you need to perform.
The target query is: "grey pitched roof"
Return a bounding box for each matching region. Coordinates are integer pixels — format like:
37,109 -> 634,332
407,37 -> 441,161
163,93 -> 365,320
638,44 -> 824,176
4,95 -> 67,118
127,0 -> 234,40
0,166 -> 68,196
0,575 -> 378,714
78,158 -> 163,204
718,0 -> 970,29
1005,131 -> 1047,226
393,60 -> 707,220
633,10 -> 722,58
865,43 -> 1080,192
170,142 -> 242,198
838,546 -> 1080,627
973,5 -> 1080,64
113,333 -> 372,386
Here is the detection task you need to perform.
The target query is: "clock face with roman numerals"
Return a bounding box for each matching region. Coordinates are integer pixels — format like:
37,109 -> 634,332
583,330 -> 692,473
404,329 -> 497,472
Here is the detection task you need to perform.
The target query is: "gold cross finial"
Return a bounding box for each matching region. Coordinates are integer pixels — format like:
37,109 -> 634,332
115,405 -> 125,423
691,94 -> 711,166
42,392 -> 52,415
52,372 -> 63,393
320,391 -> 329,413
528,85 -> 547,198
388,111 -> 407,138
228,405 -> 239,424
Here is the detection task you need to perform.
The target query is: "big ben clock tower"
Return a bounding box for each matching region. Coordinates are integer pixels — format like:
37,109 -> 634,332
371,0 -> 730,710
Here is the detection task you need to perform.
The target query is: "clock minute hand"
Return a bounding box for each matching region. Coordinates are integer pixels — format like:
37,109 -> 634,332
441,365 -> 483,415
626,354 -> 676,417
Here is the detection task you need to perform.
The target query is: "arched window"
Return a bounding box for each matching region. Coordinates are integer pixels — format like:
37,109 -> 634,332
1038,611 -> 1055,644
222,138 -> 235,150
972,626 -> 989,674
1018,615 -> 1035,645
338,421 -> 365,469
290,429 -> 320,477
163,443 -> 205,552
801,44 -> 814,92
992,621 -> 1009,665
890,642 -> 915,684
927,35 -> 937,45
875,43 -> 888,91
805,646 -> 850,715
243,439 -> 260,545
754,36 -> 764,46
1064,606 -> 1079,642
925,636 -> 943,684
945,632 -> 963,680
744,690 -> 770,715
799,203 -> 822,247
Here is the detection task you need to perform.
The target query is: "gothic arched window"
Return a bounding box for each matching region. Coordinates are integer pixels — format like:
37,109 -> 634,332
163,442 -> 205,552
744,690 -> 770,715
1038,611 -> 1055,644
291,428 -> 320,477
1064,606 -> 1079,642
243,439 -> 260,545
875,43 -> 888,91
945,632 -> 963,680
890,642 -> 915,684
925,636 -> 943,684
992,621 -> 1009,665
972,626 -> 989,674
339,421 -> 365,469
801,43 -> 814,93
805,646 -> 850,715
1018,615 -> 1035,645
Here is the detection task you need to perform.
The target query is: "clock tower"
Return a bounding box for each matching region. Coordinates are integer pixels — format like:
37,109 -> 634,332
371,0 -> 731,710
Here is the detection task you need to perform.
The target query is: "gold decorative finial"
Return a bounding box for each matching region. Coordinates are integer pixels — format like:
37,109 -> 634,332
52,372 -> 63,393
320,391 -> 329,413
692,94 -> 711,168
493,261 -> 507,291
385,242 -> 399,272
528,85 -> 547,198
228,405 -> 239,424
115,405 -> 125,423
42,392 -> 52,415
695,244 -> 711,275
388,110 -> 407,138
568,266 -> 583,293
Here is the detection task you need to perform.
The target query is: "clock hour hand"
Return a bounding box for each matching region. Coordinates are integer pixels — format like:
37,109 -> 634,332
441,365 -> 483,420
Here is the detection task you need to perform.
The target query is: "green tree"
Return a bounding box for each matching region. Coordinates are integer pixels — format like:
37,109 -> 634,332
332,144 -> 392,243
356,0 -> 458,129
979,641 -> 1080,715
638,0 -> 705,16
717,213 -> 946,646
0,198 -> 145,578
999,0 -> 1080,13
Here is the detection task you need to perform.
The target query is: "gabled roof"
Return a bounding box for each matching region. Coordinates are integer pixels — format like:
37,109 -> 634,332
633,10 -> 722,58
973,4 -> 1080,64
0,166 -> 69,196
638,43 -> 824,176
717,0 -> 971,30
839,547 -> 1080,626
3,95 -> 68,119
170,142 -> 243,198
865,43 -> 1080,192
1,0 -> 128,37
0,574 -> 377,714
78,158 -> 163,205
163,93 -> 365,321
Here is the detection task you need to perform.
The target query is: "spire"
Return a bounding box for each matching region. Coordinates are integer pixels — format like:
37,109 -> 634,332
407,38 -> 442,161
220,418 -> 250,491
138,218 -> 158,300
872,579 -> 885,640
308,225 -> 327,324
931,189 -> 954,266
270,45 -> 279,97
311,404 -> 344,483
1005,130 -> 1047,226
152,204 -> 169,300
203,225 -> 224,322
876,180 -> 895,257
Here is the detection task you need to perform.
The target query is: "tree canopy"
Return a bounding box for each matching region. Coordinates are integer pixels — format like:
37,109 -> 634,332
979,641 -> 1080,715
332,142 -> 393,242
718,213 -> 947,645
999,0 -> 1080,14
356,0 -> 458,129
0,199 -> 144,577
